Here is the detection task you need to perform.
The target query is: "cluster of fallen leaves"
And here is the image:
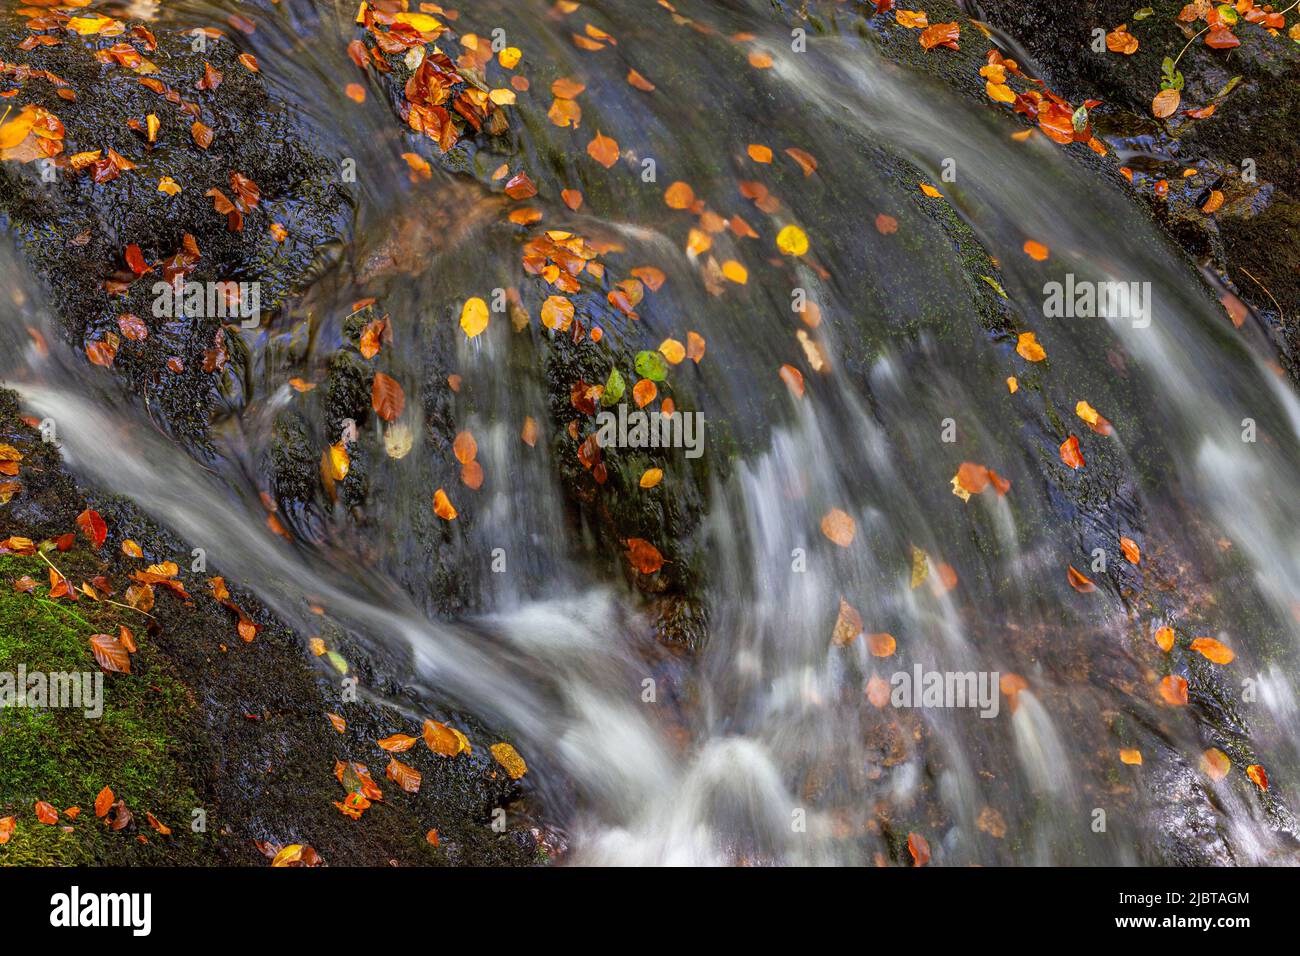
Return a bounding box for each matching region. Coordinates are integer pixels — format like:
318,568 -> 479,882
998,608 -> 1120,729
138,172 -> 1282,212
0,784 -> 171,850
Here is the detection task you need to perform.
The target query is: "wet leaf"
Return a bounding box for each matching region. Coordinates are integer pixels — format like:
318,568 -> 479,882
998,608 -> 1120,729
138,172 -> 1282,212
1120,536 -> 1140,564
868,632 -> 896,657
1120,749 -> 1143,765
1159,674 -> 1189,706
1246,764 -> 1268,791
832,597 -> 863,646
453,431 -> 478,465
820,508 -> 856,547
378,733 -> 418,752
94,786 -> 114,818
625,538 -> 665,574
1016,332 -> 1046,362
1190,637 -> 1234,664
490,742 -> 528,779
76,508 -> 107,547
1067,565 -> 1095,593
1155,625 -> 1175,652
1152,88 -> 1181,118
784,147 -> 817,176
371,372 -> 405,421
1200,748 -> 1230,780
386,757 -> 422,793
775,224 -> 809,256
632,379 -> 657,408
639,468 -> 663,489
433,488 -> 457,521
35,801 -> 58,825
907,831 -> 931,865
587,132 -> 619,168
423,718 -> 471,756
779,364 -> 804,397
635,350 -> 668,381
1059,435 -> 1084,469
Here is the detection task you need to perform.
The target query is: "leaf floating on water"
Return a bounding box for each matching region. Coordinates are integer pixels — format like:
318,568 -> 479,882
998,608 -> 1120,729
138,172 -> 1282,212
868,632 -> 896,657
832,597 -> 863,646
779,364 -> 804,397
1190,637 -> 1234,664
490,742 -> 528,779
820,508 -> 856,547
453,431 -> 478,465
866,674 -> 891,708
1120,749 -> 1143,765
1200,748 -> 1230,780
1022,240 -> 1049,261
775,224 -> 809,256
460,297 -> 489,338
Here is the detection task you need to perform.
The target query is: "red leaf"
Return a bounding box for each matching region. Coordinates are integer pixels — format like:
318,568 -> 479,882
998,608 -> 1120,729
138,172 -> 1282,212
76,508 -> 107,548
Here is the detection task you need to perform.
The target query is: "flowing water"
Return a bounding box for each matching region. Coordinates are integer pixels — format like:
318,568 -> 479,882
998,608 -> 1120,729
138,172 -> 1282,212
3,0 -> 1299,865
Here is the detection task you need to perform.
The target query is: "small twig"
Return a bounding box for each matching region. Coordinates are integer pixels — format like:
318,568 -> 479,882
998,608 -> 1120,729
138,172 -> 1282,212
1240,267 -> 1284,321
36,549 -> 156,620
1170,25 -> 1210,73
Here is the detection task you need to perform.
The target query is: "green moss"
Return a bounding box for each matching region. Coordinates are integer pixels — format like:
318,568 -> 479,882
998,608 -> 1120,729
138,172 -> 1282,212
0,555 -> 211,865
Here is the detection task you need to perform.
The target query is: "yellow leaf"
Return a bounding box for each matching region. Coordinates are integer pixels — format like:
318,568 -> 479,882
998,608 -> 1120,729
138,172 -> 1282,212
775,225 -> 809,256
460,297 -> 489,338
639,468 -> 663,488
490,742 -> 528,779
1016,332 -> 1046,362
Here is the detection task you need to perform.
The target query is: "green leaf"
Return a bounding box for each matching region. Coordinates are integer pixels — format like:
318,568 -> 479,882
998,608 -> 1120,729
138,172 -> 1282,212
1072,105 -> 1089,132
1214,75 -> 1242,100
327,651 -> 348,675
602,367 -> 625,406
634,350 -> 668,382
1216,4 -> 1238,25
980,275 -> 1008,299
1133,7 -> 1154,19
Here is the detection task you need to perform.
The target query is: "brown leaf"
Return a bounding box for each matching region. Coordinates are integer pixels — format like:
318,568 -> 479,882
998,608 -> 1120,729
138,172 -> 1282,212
89,633 -> 131,673
371,372 -> 405,421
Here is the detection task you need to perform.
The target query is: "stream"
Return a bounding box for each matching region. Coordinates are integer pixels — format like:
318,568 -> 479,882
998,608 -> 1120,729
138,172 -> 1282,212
2,0 -> 1299,865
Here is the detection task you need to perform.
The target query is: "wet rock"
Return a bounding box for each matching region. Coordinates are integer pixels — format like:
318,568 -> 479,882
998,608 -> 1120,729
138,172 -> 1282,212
0,10 -> 352,446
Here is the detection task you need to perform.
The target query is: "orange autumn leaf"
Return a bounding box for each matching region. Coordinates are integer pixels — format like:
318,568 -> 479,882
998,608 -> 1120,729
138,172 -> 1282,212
820,508 -> 856,547
490,742 -> 528,780
1152,88 -> 1180,118
562,188 -> 583,211
896,9 -> 929,28
327,712 -> 346,733
664,181 -> 695,209
433,488 -> 457,520
1200,748 -> 1230,780
875,213 -> 898,234
371,372 -> 405,422
453,430 -> 477,464
1190,637 -> 1234,665
639,468 -> 663,489
784,147 -> 817,176
386,757 -> 422,794
35,801 -> 59,825
1155,625 -> 1175,652
1105,26 -> 1139,54
1067,565 -> 1096,593
867,632 -> 896,658
1023,240 -> 1049,261
1159,674 -> 1189,706
551,77 -> 586,99
686,331 -> 706,363
626,69 -> 655,91
587,132 -> 619,168
0,816 -> 13,845
94,786 -> 114,818
1120,749 -> 1143,765
907,831 -> 931,865
747,143 -> 772,163
624,538 -> 664,574
1016,332 -> 1046,362
779,364 -> 804,397
521,416 -> 539,447
1060,435 -> 1084,469
461,459 -> 484,490
632,378 -> 657,408
1120,536 -> 1140,564
956,462 -> 990,494
919,21 -> 960,50
423,719 -> 470,757
90,633 -> 131,673
866,674 -> 891,708
1246,764 -> 1269,791
377,733 -> 418,752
